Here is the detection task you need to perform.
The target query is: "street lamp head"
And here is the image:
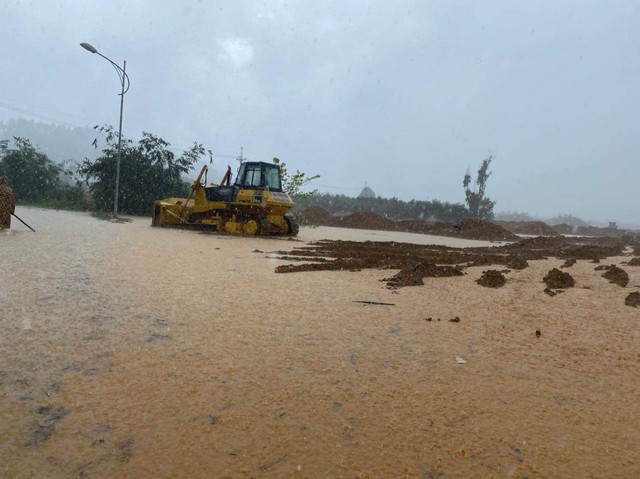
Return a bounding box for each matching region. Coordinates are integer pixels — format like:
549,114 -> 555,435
80,42 -> 98,54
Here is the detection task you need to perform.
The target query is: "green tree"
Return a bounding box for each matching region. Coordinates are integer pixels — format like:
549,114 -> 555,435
272,157 -> 320,200
0,137 -> 64,202
463,155 -> 496,219
78,125 -> 211,215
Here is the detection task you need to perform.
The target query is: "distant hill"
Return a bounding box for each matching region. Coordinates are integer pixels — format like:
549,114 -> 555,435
0,118 -> 98,165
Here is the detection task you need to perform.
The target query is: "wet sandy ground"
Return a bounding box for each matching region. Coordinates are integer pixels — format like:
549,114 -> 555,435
1,208 -> 639,478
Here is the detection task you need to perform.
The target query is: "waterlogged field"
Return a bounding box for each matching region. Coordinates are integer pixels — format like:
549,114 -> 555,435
1,208 -> 638,478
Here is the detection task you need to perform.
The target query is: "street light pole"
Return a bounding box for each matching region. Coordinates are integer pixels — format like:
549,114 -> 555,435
80,42 -> 130,218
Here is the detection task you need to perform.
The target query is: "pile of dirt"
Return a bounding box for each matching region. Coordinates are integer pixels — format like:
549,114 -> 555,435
335,212 -> 399,231
543,268 -> 575,289
552,223 -> 576,235
625,292 -> 640,307
296,207 -> 335,226
561,258 -> 576,268
626,257 -> 640,266
506,256 -> 529,270
384,263 -> 464,288
476,270 -> 507,288
602,265 -> 629,287
496,221 -> 560,236
440,217 -> 518,241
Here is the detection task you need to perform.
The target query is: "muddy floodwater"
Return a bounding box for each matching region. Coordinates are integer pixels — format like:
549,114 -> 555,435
1,207 -> 639,478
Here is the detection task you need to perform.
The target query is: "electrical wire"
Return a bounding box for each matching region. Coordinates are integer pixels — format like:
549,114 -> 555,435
0,97 -> 249,161
0,95 -> 96,123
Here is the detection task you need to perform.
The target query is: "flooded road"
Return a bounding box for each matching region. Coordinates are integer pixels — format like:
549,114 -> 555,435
1,207 -> 639,478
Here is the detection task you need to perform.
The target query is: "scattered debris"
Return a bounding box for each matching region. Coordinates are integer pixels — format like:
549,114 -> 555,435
602,265 -> 629,287
506,256 -> 529,270
625,292 -> 640,307
449,316 -> 461,323
543,268 -> 575,289
455,356 -> 467,364
535,329 -> 541,338
476,270 -> 506,288
142,333 -> 171,342
543,287 -> 565,297
354,300 -> 395,306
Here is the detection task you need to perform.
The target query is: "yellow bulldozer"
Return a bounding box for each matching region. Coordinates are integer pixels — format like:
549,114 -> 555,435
152,161 -> 299,236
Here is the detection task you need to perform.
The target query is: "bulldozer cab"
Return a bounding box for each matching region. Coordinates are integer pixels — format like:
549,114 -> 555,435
234,162 -> 283,192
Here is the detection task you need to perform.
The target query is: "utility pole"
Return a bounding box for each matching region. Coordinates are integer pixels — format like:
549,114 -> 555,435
237,146 -> 246,165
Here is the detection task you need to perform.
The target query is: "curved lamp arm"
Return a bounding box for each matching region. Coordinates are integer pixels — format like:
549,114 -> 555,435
80,42 -> 130,95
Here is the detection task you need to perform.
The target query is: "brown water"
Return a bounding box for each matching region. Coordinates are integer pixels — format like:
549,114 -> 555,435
1,208 -> 639,478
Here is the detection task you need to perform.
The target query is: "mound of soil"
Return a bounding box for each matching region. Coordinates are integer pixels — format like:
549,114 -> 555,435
476,270 -> 506,288
543,268 -> 575,289
506,256 -> 529,270
497,221 -> 560,236
625,292 -> 640,307
336,212 -> 399,231
444,217 -> 518,241
561,258 -> 576,268
552,223 -> 576,235
626,257 -> 640,266
385,263 -> 464,288
602,265 -> 629,287
297,207 -> 335,226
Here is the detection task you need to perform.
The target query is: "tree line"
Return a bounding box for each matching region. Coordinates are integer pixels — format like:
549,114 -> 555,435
299,193 -> 471,222
299,156 -> 496,222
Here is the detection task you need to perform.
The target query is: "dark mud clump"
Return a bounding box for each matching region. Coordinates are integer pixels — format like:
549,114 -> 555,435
385,263 -> 464,288
625,292 -> 640,307
626,257 -> 640,266
476,270 -> 507,288
507,256 -> 529,270
561,258 -> 576,268
543,268 -> 575,289
602,265 -> 629,287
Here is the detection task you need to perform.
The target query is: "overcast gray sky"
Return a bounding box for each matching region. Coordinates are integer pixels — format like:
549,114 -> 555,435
1,0 -> 639,223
